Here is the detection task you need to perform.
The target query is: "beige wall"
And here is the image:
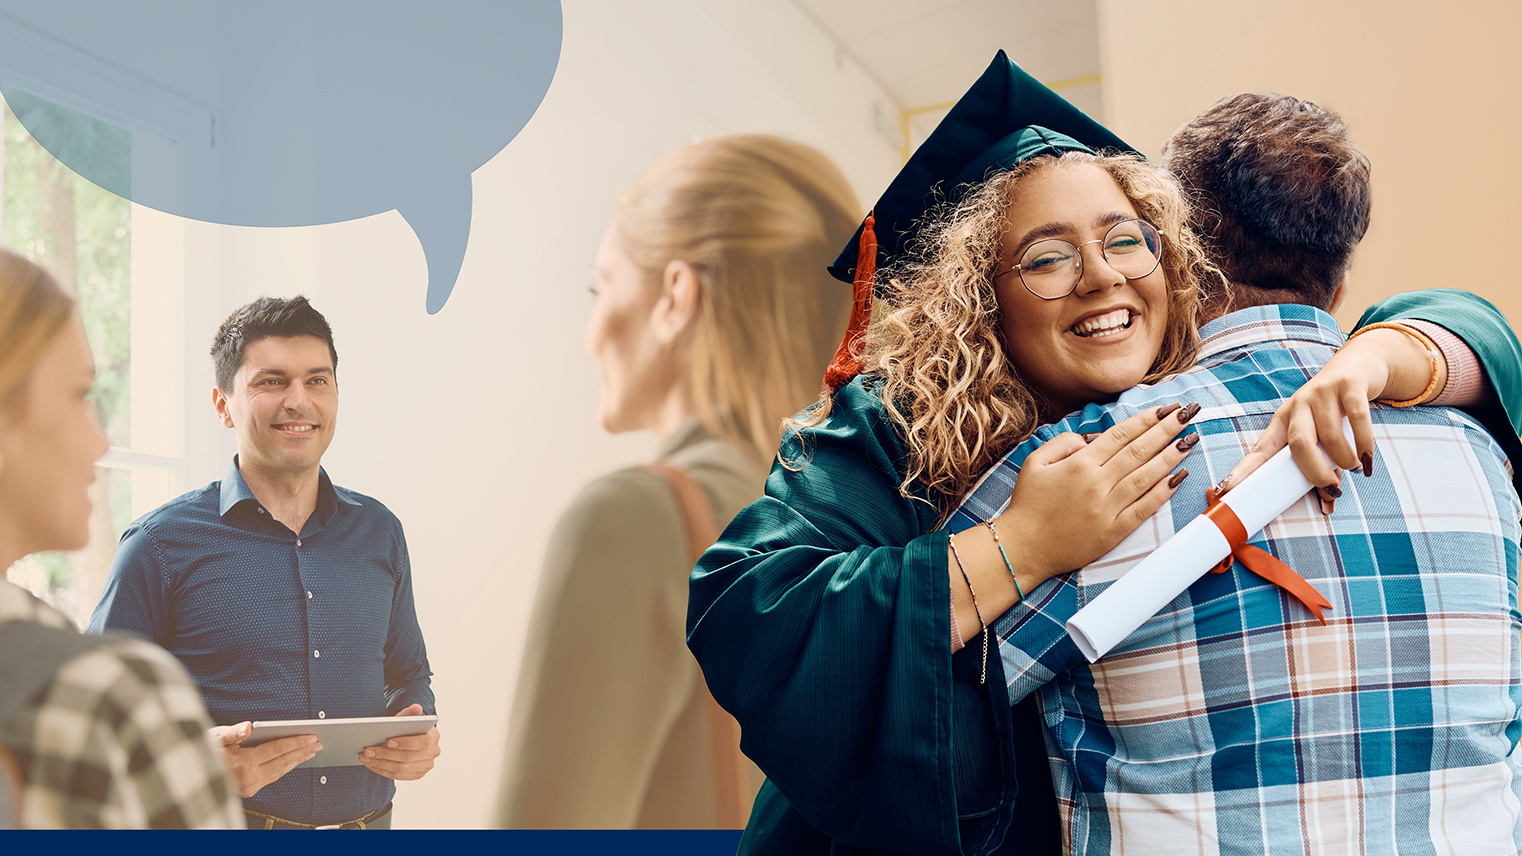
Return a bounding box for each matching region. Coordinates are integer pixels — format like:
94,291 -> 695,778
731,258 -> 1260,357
1098,0 -> 1522,329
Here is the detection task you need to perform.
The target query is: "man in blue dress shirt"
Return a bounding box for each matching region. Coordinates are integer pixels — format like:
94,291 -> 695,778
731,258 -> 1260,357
89,296 -> 438,829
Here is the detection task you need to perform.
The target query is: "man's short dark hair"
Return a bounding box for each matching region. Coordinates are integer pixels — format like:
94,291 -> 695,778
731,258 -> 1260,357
1163,93 -> 1371,310
210,296 -> 337,391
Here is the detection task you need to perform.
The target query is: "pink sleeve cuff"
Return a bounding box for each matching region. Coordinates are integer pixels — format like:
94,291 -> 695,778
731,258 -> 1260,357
1403,319 -> 1489,407
951,591 -> 966,653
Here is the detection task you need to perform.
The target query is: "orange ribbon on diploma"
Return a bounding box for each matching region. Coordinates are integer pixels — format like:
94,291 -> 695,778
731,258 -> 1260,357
1068,437 -> 1351,661
1203,487 -> 1332,623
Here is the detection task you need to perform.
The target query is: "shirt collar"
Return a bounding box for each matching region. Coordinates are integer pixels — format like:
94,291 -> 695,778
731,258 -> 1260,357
656,415 -> 713,460
1196,303 -> 1346,363
218,455 -> 355,521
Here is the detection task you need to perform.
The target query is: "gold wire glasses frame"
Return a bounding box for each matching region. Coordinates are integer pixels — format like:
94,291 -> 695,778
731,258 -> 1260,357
994,218 -> 1163,300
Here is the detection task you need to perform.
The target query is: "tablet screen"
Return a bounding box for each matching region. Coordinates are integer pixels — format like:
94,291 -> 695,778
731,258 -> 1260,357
246,715 -> 438,769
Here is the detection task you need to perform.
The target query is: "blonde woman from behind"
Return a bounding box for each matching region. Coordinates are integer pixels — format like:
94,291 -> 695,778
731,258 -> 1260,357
496,135 -> 859,829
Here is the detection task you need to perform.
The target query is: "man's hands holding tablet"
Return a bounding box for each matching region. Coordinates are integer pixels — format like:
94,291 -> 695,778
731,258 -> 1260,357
210,706 -> 439,795
358,703 -> 442,781
209,722 -> 319,798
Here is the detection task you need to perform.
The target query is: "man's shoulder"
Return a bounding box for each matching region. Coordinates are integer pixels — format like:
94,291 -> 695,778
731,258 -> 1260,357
1047,338 -> 1338,439
328,481 -> 404,528
130,482 -> 223,535
1372,403 -> 1518,493
1021,371 -> 1223,449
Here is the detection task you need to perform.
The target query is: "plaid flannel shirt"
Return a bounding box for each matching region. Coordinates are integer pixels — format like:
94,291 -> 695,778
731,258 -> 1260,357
0,580 -> 241,828
949,305 -> 1522,855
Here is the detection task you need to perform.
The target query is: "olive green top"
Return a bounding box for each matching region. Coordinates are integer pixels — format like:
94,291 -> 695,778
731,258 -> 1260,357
496,417 -> 767,828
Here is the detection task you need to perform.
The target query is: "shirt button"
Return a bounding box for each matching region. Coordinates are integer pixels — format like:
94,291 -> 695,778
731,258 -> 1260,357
318,711 -> 326,719
307,591 -> 313,600
313,649 -> 321,658
296,539 -> 302,547
257,507 -> 265,515
320,776 -> 327,785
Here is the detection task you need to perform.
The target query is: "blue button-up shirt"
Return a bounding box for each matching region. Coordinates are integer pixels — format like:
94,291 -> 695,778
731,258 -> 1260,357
89,457 -> 434,825
951,305 -> 1522,854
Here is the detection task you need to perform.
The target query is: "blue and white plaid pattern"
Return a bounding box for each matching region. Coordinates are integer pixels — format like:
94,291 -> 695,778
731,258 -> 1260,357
949,305 -> 1522,854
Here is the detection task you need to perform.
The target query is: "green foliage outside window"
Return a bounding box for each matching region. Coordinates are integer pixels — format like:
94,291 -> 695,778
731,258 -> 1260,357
2,96 -> 133,608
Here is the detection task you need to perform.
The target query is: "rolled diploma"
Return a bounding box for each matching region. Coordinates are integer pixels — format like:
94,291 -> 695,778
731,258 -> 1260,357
1065,419 -> 1350,662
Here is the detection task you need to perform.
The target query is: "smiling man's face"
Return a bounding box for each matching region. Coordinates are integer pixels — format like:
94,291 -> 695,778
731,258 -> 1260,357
214,335 -> 338,480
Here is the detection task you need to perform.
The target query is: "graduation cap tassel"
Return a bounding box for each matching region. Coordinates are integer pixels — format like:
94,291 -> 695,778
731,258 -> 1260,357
822,211 -> 876,395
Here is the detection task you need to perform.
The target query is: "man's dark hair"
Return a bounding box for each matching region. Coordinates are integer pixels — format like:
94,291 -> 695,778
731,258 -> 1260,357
210,296 -> 337,391
1163,93 -> 1371,310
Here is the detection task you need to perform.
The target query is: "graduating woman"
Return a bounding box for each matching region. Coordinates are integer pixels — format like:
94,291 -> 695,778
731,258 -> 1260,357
686,53 -> 1522,855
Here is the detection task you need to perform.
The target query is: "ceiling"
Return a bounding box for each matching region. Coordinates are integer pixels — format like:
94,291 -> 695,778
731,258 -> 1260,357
792,0 -> 1104,154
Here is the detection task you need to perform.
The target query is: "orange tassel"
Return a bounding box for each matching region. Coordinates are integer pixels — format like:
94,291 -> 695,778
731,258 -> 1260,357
823,211 -> 876,394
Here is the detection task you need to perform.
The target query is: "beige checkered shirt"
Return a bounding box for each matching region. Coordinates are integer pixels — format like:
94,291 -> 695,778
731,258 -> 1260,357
0,580 -> 241,828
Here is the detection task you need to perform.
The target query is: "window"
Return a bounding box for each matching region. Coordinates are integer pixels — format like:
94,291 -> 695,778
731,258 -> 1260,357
1,93 -> 190,628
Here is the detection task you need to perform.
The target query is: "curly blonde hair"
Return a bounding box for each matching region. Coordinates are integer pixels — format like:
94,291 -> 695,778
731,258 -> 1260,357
790,151 -> 1224,520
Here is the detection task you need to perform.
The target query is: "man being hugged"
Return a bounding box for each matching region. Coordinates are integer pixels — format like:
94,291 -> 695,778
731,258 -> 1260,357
90,296 -> 439,830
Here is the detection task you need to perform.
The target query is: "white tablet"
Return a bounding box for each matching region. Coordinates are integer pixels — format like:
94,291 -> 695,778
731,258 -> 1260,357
246,715 -> 438,769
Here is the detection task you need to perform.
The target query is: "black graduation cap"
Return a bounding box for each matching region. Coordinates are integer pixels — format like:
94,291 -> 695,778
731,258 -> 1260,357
822,50 -> 1138,392
830,50 -> 1136,284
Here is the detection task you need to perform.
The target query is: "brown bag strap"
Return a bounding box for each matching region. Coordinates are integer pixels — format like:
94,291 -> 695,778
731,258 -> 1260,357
639,461 -> 750,830
642,461 -> 720,560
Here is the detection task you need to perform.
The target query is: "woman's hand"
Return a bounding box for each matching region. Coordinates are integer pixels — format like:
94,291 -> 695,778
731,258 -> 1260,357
1219,326 -> 1446,513
950,402 -> 1203,641
998,402 -> 1201,585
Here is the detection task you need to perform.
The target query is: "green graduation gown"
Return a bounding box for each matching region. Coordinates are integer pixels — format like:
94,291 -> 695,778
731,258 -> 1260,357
688,374 -> 1039,856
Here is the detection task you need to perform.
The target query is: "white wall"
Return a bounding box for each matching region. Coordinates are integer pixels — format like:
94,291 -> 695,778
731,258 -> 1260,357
195,0 -> 899,828
1097,0 -> 1522,329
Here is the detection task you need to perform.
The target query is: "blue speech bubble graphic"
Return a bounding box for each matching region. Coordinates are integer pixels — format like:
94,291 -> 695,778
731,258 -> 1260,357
0,1 -> 561,313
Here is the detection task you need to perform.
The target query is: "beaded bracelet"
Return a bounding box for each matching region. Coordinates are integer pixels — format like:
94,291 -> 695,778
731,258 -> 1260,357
1347,322 -> 1441,407
984,520 -> 1025,603
948,533 -> 987,685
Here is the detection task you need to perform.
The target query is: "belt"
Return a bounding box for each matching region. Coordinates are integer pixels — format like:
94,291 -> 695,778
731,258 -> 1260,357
244,801 -> 392,829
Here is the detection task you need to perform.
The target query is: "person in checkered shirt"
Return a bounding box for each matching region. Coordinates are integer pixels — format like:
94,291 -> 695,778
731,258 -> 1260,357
0,249 -> 240,829
0,582 -> 244,828
949,94 -> 1522,853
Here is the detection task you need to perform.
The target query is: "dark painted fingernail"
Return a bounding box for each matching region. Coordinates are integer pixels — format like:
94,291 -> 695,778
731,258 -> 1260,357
1178,402 -> 1202,424
1360,451 -> 1374,477
1213,476 -> 1232,495
1156,403 -> 1182,420
1322,484 -> 1342,499
1082,432 -> 1101,443
1168,468 -> 1189,489
1175,433 -> 1200,453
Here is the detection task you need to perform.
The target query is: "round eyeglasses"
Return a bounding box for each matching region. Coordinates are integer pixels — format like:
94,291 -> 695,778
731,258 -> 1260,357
995,218 -> 1163,300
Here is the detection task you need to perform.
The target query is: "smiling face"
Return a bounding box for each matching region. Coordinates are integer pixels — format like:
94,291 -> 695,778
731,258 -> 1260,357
995,160 -> 1171,417
0,313 -> 110,556
213,335 -> 337,480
